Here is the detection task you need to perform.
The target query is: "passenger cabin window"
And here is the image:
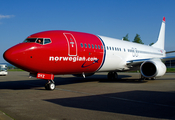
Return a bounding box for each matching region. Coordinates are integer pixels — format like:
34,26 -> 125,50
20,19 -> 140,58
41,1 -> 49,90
95,45 -> 97,49
79,43 -> 103,50
23,38 -> 51,45
84,43 -> 87,48
81,43 -> 83,48
88,44 -> 91,48
98,45 -> 100,49
92,44 -> 94,49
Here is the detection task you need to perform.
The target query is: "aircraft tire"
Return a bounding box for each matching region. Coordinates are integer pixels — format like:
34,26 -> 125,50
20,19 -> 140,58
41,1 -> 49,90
108,72 -> 118,80
45,83 -> 49,90
107,72 -> 113,79
48,83 -> 55,90
113,72 -> 118,80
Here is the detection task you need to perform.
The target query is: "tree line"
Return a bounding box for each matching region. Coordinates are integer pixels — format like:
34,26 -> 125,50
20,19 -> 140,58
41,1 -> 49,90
123,34 -> 154,46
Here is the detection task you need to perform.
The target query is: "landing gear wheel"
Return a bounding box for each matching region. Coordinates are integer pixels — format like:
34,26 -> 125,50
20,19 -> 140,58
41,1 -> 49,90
107,72 -> 113,79
45,83 -> 49,90
48,83 -> 55,90
113,72 -> 118,80
45,80 -> 55,90
107,72 -> 118,80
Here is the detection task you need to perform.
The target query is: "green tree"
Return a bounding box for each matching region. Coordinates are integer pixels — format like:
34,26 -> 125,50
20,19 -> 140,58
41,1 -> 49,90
123,34 -> 130,41
133,34 -> 144,44
149,42 -> 154,46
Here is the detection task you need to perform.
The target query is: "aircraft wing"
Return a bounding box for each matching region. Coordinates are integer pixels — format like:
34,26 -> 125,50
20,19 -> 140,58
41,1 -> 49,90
127,56 -> 175,68
160,56 -> 175,62
127,59 -> 151,68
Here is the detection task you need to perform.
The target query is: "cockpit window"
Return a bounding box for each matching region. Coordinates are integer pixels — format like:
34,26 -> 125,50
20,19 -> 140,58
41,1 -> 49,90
23,38 -> 51,45
36,39 -> 44,44
23,38 -> 37,43
44,39 -> 51,44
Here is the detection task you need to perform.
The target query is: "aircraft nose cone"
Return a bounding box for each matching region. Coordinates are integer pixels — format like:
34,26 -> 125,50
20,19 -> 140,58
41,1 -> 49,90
3,44 -> 26,67
3,47 -> 16,64
3,49 -> 11,63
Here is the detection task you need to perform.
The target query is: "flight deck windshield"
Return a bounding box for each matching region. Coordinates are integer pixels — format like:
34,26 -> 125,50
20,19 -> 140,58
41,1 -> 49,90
23,38 -> 51,45
23,38 -> 37,43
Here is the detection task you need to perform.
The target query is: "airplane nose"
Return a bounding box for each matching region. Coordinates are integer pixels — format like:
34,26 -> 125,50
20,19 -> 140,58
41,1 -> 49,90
3,44 -> 26,68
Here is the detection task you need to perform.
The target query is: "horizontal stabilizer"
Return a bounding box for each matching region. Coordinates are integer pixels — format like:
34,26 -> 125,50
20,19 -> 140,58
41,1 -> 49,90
166,51 -> 175,54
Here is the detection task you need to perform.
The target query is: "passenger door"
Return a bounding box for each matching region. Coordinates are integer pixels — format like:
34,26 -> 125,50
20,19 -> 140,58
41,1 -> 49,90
63,33 -> 77,56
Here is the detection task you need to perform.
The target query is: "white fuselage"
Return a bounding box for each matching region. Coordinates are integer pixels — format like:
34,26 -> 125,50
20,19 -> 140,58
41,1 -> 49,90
98,35 -> 166,72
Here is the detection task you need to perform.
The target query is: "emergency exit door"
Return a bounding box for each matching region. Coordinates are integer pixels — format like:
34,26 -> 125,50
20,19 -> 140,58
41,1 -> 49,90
63,33 -> 77,56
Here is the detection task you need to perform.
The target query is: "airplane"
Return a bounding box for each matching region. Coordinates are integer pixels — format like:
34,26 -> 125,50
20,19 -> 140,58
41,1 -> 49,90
3,17 -> 175,90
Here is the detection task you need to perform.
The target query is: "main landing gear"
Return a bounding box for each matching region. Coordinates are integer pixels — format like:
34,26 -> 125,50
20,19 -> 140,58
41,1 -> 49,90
45,80 -> 55,90
107,72 -> 118,80
140,75 -> 156,81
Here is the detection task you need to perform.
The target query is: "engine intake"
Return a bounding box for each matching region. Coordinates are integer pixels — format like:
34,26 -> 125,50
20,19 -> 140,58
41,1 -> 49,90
140,60 -> 166,78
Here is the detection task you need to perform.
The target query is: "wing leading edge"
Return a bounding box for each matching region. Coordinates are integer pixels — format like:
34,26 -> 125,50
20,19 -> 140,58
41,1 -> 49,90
127,56 -> 175,68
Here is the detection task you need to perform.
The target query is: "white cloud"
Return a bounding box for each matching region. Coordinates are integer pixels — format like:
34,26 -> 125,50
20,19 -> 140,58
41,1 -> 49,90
0,14 -> 15,20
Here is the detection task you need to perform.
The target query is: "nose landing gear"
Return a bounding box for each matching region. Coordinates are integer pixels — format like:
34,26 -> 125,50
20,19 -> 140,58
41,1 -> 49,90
36,73 -> 55,90
45,80 -> 55,90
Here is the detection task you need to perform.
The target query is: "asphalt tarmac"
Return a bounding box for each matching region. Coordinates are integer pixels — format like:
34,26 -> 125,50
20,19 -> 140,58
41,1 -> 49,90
0,71 -> 175,120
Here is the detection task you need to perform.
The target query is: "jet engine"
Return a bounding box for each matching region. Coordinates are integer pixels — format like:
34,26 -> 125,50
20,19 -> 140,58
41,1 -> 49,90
140,60 -> 166,78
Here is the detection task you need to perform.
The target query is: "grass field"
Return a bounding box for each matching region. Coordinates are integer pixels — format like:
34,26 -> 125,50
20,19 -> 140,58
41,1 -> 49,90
7,69 -> 24,71
166,68 -> 175,73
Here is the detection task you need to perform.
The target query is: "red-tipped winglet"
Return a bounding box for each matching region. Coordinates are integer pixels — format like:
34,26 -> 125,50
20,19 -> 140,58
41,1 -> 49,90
163,17 -> 165,22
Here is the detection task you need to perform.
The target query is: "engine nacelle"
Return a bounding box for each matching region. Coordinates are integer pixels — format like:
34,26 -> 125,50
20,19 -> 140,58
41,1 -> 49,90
140,60 -> 166,78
